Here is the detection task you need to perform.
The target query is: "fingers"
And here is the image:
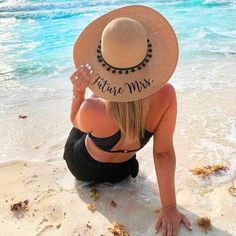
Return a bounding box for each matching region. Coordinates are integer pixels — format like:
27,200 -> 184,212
161,221 -> 167,236
172,221 -> 179,236
155,212 -> 192,236
70,65 -> 84,81
79,65 -> 94,90
167,223 -> 172,236
182,214 -> 193,231
70,63 -> 94,92
155,218 -> 162,234
155,221 -> 172,236
76,65 -> 90,87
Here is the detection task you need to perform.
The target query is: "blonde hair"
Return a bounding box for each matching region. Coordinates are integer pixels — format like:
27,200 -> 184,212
104,97 -> 150,144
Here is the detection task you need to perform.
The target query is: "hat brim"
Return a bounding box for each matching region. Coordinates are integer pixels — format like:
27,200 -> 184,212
73,5 -> 179,102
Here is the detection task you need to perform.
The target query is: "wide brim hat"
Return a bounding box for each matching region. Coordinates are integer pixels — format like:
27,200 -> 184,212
73,4 -> 178,102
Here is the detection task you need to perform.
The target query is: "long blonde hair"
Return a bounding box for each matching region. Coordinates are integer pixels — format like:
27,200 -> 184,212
104,97 -> 150,144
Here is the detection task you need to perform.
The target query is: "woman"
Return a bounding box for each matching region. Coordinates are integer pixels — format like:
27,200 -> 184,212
63,5 -> 193,235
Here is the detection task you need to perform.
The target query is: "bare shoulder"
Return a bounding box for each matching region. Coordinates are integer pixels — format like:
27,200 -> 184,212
149,83 -> 176,111
74,98 -> 104,132
154,83 -> 176,101
80,97 -> 102,111
161,83 -> 176,108
78,97 -> 105,120
161,83 -> 176,96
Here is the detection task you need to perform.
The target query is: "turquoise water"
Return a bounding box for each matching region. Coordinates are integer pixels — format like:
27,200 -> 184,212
0,0 -> 236,163
0,0 -> 236,85
1,4 -> 236,234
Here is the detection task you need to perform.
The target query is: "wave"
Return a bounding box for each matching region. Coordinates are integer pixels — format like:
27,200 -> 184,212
0,0 -> 235,20
203,0 -> 235,7
0,11 -> 87,20
0,1 -> 97,19
0,2 -> 84,13
0,0 -> 145,13
164,0 -> 235,8
198,49 -> 236,56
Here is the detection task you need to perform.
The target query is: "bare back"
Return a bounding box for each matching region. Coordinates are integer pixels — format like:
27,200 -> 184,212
73,83 -> 176,163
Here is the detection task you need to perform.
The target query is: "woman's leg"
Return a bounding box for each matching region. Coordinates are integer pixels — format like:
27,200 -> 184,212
63,127 -> 86,161
63,127 -> 89,180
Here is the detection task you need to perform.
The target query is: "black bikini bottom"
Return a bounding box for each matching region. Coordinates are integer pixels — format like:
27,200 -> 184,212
63,127 -> 139,184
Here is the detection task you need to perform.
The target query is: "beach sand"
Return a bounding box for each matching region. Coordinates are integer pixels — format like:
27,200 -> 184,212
1,59 -> 236,235
1,0 -> 236,234
0,144 -> 235,236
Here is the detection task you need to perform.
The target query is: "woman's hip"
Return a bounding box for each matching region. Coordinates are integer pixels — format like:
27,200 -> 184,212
63,127 -> 139,183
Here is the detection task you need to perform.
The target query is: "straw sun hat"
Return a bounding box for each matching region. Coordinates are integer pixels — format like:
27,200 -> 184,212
73,5 -> 179,102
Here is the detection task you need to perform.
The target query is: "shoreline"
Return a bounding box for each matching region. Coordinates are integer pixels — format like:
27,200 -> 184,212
1,0 -> 236,234
0,156 -> 235,235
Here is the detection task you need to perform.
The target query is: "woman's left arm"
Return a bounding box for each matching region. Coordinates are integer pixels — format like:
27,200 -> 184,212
153,144 -> 177,209
152,84 -> 193,235
69,64 -> 94,123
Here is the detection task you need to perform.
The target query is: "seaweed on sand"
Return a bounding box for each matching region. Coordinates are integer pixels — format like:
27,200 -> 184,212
196,216 -> 212,233
108,221 -> 129,236
228,179 -> 236,197
91,187 -> 99,201
10,199 -> 29,211
189,163 -> 229,179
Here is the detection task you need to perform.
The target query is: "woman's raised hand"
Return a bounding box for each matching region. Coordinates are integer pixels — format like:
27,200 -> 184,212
155,206 -> 192,236
70,63 -> 94,93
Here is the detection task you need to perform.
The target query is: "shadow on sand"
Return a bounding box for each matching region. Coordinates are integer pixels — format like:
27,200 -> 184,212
60,171 -> 231,236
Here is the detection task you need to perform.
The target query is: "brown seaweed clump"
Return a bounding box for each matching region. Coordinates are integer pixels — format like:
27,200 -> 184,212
10,199 -> 29,211
228,180 -> 236,197
18,115 -> 27,119
152,208 -> 161,214
91,188 -> 99,201
189,163 -> 229,179
196,216 -> 212,232
108,221 -> 129,236
110,200 -> 117,208
86,221 -> 92,229
87,203 -> 96,212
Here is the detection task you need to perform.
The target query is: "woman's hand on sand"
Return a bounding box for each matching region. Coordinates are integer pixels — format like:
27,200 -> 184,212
155,206 -> 192,236
70,63 -> 94,93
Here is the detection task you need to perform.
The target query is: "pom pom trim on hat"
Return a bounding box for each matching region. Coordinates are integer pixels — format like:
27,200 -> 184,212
96,38 -> 152,74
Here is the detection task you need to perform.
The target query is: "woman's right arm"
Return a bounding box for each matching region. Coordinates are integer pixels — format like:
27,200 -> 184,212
69,64 -> 94,124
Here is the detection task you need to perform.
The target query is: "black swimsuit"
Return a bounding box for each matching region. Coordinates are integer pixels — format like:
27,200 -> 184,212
88,129 -> 154,153
63,127 -> 154,184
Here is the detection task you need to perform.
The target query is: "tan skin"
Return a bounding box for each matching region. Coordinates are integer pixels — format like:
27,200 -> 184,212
69,64 -> 193,236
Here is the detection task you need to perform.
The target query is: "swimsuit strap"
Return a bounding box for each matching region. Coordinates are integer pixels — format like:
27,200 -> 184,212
103,147 -> 142,153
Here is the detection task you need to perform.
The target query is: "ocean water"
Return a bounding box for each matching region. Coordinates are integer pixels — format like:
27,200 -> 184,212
1,0 -> 236,88
0,0 -> 236,187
